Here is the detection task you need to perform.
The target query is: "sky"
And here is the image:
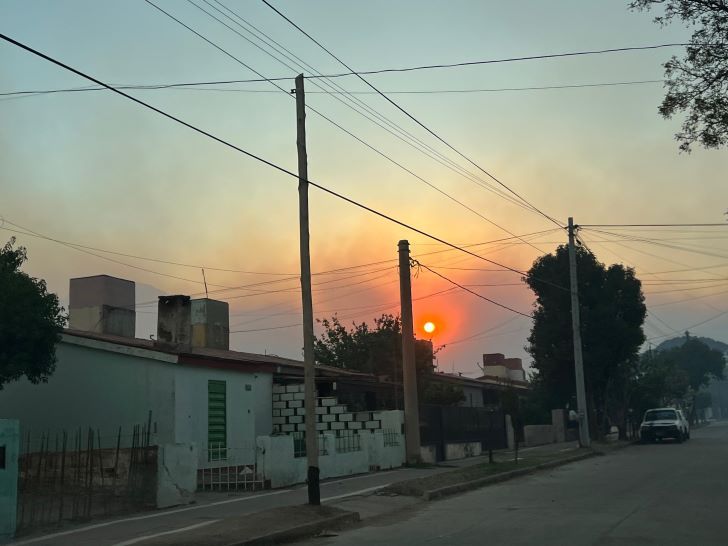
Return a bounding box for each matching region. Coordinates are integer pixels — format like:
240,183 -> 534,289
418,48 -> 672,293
2,0 -> 727,377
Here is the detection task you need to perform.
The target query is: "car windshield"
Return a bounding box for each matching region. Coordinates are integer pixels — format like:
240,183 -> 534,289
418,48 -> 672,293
644,410 -> 677,421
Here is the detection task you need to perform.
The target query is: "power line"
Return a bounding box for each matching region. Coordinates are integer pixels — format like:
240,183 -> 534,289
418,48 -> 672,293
1,33 -> 569,295
0,222 -> 298,276
581,223 -> 728,227
649,286 -> 728,308
2,79 -> 664,99
163,0 -> 544,243
646,308 -> 728,342
583,228 -> 728,262
261,0 -> 563,231
416,261 -> 532,318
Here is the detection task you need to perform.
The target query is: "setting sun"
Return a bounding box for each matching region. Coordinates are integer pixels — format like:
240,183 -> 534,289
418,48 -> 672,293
423,321 -> 436,334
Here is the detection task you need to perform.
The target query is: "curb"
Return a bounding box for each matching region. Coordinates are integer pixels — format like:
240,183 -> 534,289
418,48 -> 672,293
240,510 -> 360,546
422,450 -> 597,501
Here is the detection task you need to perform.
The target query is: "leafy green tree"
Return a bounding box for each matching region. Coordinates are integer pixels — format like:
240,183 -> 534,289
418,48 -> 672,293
314,314 -> 463,406
524,245 -> 646,438
664,334 -> 725,423
0,238 -> 66,388
630,0 -> 728,151
629,349 -> 689,419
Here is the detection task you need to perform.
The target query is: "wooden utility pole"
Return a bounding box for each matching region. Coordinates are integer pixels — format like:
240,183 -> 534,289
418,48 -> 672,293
295,74 -> 320,503
567,217 -> 591,448
398,240 -> 421,464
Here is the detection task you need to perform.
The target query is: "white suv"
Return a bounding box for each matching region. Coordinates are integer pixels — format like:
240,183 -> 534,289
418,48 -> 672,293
639,408 -> 690,443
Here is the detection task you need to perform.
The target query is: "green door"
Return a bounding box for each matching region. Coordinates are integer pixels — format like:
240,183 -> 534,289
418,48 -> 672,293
208,380 -> 227,460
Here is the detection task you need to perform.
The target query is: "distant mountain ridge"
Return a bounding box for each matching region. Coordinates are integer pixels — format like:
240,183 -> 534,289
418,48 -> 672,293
655,336 -> 728,354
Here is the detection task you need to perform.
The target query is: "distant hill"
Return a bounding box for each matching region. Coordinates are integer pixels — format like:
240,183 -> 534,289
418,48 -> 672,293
655,336 -> 728,354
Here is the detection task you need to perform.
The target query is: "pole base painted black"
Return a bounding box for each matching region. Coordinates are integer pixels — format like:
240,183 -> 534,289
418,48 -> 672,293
307,466 -> 320,505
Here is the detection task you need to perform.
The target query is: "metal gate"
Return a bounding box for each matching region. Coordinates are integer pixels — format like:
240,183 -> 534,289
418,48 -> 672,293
419,405 -> 507,462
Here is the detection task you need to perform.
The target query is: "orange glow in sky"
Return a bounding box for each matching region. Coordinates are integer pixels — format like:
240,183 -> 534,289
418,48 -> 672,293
424,321 -> 436,334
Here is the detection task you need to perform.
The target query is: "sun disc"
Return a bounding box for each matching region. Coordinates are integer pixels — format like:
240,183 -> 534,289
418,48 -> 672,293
424,321 -> 436,334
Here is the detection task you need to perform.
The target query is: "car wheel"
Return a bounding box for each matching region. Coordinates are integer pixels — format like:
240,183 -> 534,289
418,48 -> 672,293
676,433 -> 684,444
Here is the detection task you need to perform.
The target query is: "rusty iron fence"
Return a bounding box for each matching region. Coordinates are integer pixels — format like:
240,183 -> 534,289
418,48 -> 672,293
16,420 -> 157,534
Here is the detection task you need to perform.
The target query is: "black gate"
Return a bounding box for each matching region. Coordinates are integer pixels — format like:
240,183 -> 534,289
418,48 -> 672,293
419,405 -> 506,462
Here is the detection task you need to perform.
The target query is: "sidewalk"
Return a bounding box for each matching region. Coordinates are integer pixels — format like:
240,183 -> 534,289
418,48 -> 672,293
11,441 -> 585,546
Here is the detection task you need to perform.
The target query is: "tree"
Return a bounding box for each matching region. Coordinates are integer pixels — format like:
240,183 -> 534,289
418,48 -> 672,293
662,334 -> 725,423
524,245 -> 646,438
314,314 -> 464,406
630,335 -> 725,424
629,349 -> 690,419
0,238 -> 66,388
630,0 -> 728,151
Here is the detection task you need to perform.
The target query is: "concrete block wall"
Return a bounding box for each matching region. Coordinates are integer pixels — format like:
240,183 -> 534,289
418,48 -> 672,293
257,410 -> 405,489
272,383 -> 387,436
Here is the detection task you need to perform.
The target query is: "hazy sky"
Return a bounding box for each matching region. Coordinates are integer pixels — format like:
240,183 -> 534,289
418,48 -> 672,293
2,1 -> 727,376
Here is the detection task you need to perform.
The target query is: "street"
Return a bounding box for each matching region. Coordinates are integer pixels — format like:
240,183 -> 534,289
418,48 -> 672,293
301,421 -> 728,545
9,448 -> 503,546
10,442 -> 577,546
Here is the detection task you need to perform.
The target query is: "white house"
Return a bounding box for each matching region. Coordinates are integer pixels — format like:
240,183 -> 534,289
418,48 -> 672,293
0,275 -> 408,497
0,275 -> 301,472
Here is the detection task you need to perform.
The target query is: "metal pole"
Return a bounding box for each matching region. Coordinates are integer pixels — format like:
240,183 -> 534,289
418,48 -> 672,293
567,217 -> 591,448
398,240 -> 421,464
295,74 -> 320,504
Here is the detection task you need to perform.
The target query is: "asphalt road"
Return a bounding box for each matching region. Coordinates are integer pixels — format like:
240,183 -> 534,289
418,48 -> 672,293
302,421 -> 728,545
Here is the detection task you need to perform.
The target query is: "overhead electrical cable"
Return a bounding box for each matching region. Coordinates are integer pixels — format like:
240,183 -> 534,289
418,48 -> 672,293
416,262 -> 532,318
262,0 -> 564,230
646,308 -> 728,341
160,0 -> 546,248
2,79 -> 666,99
0,33 -> 568,295
206,0 -> 546,220
204,0 -> 518,208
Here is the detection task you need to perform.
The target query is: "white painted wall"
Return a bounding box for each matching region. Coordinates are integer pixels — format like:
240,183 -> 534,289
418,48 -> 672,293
156,443 -> 198,508
0,337 -> 274,469
0,341 -> 177,446
523,424 -> 555,447
445,441 -> 482,460
173,366 -> 271,467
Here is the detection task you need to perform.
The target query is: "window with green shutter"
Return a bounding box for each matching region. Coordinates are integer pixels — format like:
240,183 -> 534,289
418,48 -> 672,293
208,380 -> 227,461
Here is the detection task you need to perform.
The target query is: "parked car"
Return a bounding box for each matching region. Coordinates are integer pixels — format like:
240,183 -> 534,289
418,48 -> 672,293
639,408 -> 690,443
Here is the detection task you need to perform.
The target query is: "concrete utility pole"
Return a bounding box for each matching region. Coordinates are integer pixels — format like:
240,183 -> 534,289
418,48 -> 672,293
295,74 -> 320,504
398,240 -> 421,464
567,217 -> 591,448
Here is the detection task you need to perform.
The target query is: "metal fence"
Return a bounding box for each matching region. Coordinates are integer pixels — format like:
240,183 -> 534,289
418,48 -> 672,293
16,422 -> 156,534
197,444 -> 263,492
291,432 -> 328,458
334,431 -> 361,453
383,428 -> 400,447
419,405 -> 507,462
